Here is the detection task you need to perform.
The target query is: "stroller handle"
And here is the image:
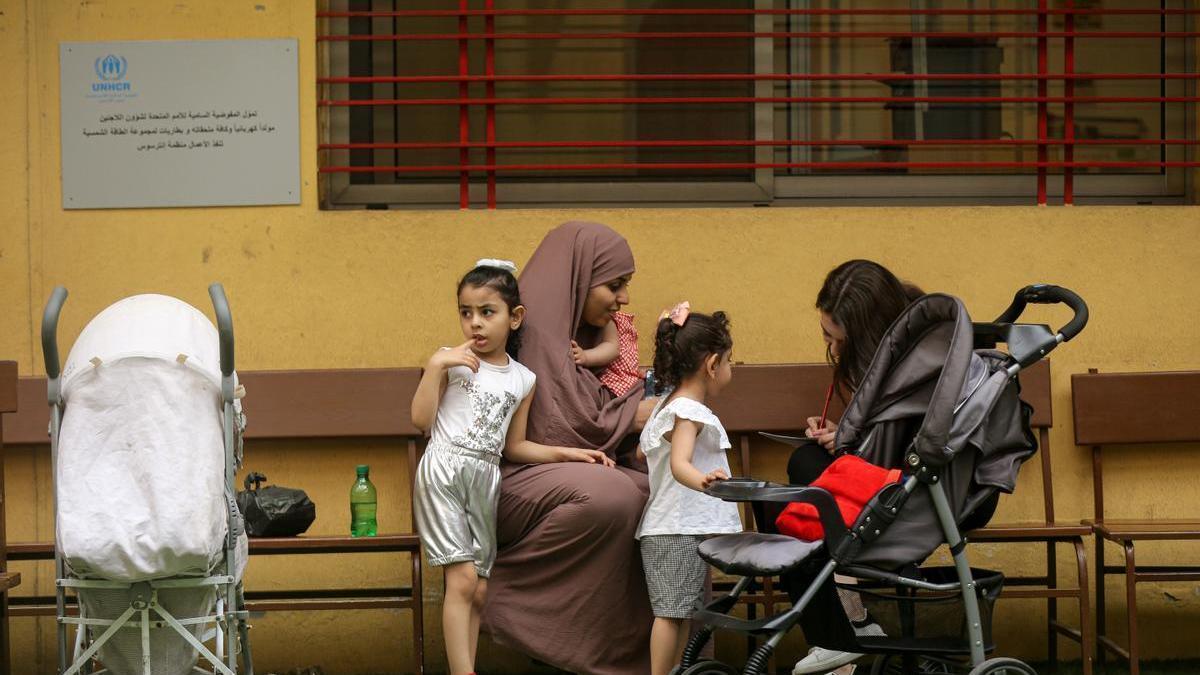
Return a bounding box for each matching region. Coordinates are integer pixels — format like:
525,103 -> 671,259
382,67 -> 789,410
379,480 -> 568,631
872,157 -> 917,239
994,284 -> 1089,342
208,283 -> 235,377
41,286 -> 69,380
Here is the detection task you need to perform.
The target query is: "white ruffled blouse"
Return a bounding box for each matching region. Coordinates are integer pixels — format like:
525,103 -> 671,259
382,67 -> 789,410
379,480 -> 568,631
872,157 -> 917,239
636,396 -> 744,539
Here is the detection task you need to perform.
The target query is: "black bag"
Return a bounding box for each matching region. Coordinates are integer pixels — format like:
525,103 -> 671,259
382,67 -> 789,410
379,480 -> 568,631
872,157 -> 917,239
236,472 -> 317,537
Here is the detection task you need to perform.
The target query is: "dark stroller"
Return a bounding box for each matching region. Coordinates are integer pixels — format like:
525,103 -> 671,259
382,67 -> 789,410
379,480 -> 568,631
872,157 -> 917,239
679,285 -> 1088,675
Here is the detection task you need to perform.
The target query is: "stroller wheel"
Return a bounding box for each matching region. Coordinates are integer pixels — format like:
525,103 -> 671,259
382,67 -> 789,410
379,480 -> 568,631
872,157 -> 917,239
967,658 -> 1037,675
678,659 -> 740,675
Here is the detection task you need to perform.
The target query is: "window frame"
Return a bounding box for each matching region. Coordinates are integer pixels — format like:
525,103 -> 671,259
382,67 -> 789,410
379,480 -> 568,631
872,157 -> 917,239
317,1 -> 1197,209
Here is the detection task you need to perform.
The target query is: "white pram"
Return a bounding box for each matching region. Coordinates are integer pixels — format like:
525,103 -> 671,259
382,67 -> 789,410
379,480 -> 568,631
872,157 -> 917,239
42,284 -> 254,675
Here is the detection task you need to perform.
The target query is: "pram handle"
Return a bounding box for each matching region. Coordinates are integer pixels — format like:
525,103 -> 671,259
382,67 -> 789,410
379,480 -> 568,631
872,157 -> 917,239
994,284 -> 1089,342
41,286 -> 69,380
208,283 -> 235,377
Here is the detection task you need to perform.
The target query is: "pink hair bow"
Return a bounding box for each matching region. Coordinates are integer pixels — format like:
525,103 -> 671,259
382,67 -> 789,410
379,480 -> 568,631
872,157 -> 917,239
659,301 -> 691,326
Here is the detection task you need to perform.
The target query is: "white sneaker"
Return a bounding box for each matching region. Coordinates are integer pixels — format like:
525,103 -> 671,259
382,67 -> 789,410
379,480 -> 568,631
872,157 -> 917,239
791,647 -> 861,674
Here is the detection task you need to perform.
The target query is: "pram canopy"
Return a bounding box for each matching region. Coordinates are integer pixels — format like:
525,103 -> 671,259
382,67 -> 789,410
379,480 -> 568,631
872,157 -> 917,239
833,293 -> 1037,569
58,294 -> 239,582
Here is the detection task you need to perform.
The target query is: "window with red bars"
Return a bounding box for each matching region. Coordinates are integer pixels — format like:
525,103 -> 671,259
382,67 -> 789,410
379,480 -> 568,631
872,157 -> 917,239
317,2 -> 1198,209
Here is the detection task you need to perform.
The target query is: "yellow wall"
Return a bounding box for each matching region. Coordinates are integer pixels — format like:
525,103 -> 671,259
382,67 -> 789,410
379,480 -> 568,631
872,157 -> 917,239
3,1 -> 1200,673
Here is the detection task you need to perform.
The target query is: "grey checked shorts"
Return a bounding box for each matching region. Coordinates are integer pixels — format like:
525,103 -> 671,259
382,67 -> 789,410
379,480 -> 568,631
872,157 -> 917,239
640,534 -> 707,619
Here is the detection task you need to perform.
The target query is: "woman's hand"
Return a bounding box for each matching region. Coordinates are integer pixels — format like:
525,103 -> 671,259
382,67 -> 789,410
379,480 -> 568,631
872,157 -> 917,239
558,447 -> 616,468
700,468 -> 730,489
806,416 -> 838,454
429,340 -> 480,373
634,397 -> 659,431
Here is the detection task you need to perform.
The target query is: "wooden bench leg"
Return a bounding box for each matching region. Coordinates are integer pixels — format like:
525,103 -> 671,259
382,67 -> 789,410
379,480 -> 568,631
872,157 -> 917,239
1123,542 -> 1139,675
412,552 -> 425,675
1047,540 -> 1059,671
1072,537 -> 1093,675
1,589 -> 9,675
1095,534 -> 1106,673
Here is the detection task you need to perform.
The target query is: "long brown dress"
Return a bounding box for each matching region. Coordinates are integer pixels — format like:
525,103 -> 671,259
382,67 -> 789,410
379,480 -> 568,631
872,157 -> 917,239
481,222 -> 652,675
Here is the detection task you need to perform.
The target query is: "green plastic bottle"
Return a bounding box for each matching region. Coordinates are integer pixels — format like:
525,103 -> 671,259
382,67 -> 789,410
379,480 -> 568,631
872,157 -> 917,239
350,464 -> 378,537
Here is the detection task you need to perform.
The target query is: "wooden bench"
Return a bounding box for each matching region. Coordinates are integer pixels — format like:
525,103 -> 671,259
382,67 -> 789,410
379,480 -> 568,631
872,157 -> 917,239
2,368 -> 425,674
0,361 -> 24,675
966,360 -> 1093,674
1,359 -> 1067,672
1072,369 -> 1200,675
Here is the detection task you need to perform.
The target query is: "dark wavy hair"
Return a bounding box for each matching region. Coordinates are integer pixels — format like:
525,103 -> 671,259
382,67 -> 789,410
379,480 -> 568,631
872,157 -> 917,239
457,265 -> 523,359
652,310 -> 733,396
817,260 -> 923,399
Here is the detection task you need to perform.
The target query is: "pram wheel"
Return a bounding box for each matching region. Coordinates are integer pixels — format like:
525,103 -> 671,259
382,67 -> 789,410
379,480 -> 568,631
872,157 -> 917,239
967,658 -> 1036,674
678,659 -> 740,675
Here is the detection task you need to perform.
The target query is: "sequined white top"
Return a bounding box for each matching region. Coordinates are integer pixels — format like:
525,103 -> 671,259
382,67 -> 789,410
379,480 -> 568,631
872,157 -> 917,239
432,354 -> 537,456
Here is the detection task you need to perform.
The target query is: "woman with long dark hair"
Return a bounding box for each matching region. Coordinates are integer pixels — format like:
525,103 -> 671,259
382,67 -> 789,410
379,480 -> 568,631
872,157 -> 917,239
789,260 -> 923,486
789,260 -> 923,675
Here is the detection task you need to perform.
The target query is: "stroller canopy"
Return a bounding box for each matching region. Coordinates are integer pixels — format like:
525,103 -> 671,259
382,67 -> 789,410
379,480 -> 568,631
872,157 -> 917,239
833,294 -> 1037,568
62,294 -> 224,393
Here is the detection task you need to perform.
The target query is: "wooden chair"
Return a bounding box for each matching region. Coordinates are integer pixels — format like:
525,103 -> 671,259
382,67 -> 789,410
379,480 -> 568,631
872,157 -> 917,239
1072,369 -> 1200,675
966,360 -> 1093,673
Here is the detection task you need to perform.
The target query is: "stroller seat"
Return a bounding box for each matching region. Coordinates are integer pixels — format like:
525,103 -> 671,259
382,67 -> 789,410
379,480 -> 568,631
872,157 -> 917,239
699,533 -> 822,576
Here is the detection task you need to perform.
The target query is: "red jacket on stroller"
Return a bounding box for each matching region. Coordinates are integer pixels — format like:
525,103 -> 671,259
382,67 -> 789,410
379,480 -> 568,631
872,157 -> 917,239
775,455 -> 902,541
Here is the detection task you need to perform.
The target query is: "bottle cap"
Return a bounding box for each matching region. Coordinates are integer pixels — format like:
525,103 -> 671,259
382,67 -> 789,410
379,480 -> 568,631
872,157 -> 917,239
356,464 -> 370,476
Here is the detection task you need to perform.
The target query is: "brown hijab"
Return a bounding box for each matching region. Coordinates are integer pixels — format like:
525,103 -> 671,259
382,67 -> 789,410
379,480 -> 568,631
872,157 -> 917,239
517,221 -> 641,457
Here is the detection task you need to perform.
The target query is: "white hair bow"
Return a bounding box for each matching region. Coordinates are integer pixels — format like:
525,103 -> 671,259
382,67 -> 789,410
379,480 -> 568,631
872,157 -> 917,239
475,258 -> 518,274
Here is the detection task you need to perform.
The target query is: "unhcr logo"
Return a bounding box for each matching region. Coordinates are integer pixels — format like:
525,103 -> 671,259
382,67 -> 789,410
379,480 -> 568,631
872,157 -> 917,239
92,54 -> 131,92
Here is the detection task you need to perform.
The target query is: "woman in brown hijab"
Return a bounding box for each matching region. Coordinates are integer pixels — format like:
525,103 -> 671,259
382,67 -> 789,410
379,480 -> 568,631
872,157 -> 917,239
482,221 -> 656,675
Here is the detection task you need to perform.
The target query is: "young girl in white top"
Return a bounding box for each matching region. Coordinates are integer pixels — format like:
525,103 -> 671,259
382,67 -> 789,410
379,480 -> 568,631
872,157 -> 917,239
637,302 -> 743,675
410,259 -> 613,675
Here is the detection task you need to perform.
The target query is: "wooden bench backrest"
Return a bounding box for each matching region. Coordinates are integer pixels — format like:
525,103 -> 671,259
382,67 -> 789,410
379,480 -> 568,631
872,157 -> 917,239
1071,369 -> 1200,521
2,360 -> 1054,516
3,368 -> 424,444
1072,370 -> 1200,446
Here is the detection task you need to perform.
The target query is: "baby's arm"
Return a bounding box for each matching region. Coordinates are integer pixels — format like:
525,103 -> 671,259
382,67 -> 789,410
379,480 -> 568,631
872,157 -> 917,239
571,321 -> 620,368
410,340 -> 479,433
668,418 -> 729,492
504,384 -> 615,467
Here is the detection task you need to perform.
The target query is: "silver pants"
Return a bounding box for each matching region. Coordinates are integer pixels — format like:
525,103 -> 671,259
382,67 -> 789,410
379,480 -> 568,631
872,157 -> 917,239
413,440 -> 502,577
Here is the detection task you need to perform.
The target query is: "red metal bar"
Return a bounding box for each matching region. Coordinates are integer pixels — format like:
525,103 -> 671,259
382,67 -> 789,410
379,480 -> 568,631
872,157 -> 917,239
319,139 -> 1200,151
1065,0 -> 1076,205
318,9 -> 1200,19
317,31 -> 1200,42
320,95 -> 1200,107
321,160 -> 1200,174
1038,0 -> 1048,205
458,0 -> 469,209
318,72 -> 1200,85
485,0 -> 496,209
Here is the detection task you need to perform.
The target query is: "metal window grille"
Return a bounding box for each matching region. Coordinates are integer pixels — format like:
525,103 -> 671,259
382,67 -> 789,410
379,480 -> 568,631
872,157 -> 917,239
317,2 -> 1199,209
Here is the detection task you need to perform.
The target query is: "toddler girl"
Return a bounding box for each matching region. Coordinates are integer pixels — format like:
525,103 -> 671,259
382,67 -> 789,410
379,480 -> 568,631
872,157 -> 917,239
636,302 -> 743,675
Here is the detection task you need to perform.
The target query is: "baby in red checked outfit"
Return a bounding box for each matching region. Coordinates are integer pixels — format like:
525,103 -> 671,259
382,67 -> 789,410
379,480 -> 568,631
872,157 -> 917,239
570,310 -> 643,397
